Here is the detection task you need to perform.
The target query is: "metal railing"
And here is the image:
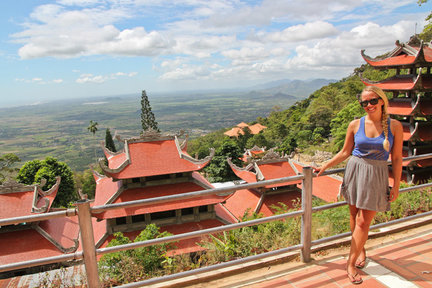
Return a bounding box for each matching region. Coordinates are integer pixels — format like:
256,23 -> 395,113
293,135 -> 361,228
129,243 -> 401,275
1,153 -> 431,287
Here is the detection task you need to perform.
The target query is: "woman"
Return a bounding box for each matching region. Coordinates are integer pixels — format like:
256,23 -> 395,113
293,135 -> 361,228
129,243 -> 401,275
314,86 -> 403,284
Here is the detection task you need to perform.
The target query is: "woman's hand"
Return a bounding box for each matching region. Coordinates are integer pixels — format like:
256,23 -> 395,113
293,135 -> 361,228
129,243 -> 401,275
389,187 -> 399,202
313,165 -> 326,176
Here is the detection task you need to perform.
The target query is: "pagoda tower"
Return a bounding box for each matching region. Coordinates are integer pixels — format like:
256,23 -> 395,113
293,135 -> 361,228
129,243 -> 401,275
95,130 -> 233,254
360,35 -> 432,183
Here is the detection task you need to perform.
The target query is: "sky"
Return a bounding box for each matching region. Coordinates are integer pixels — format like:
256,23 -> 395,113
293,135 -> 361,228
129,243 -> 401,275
0,0 -> 430,108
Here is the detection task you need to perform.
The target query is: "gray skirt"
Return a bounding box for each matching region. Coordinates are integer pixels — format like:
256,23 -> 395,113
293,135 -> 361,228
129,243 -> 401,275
341,156 -> 390,212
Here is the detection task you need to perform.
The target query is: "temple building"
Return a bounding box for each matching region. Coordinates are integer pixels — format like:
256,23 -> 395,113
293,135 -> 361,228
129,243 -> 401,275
361,35 -> 432,183
222,148 -> 342,220
224,122 -> 267,137
93,130 -> 233,254
0,177 -> 81,277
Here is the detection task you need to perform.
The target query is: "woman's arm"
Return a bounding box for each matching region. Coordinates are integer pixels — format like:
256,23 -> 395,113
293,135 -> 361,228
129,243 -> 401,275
315,119 -> 357,176
389,119 -> 403,201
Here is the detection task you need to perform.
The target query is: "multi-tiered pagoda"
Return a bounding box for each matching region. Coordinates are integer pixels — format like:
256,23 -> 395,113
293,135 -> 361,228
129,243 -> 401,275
94,130 -> 233,254
361,35 -> 432,183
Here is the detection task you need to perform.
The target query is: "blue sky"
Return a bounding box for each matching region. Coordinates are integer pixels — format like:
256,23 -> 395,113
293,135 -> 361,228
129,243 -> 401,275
0,0 -> 430,107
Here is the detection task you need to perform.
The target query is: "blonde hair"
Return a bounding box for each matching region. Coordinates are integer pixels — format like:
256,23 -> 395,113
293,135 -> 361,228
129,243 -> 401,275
361,86 -> 390,152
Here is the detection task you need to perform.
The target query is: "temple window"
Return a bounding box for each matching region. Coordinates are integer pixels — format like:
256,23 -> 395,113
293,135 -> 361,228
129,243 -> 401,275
151,210 -> 176,220
181,207 -> 194,215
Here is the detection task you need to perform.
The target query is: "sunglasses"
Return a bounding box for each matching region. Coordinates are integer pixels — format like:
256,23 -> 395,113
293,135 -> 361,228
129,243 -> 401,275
359,97 -> 380,107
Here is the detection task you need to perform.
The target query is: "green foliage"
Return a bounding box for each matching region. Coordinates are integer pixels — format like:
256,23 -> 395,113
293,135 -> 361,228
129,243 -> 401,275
74,169 -> 96,199
329,102 -> 365,152
375,183 -> 432,224
87,120 -> 98,135
418,0 -> 432,41
199,201 -> 301,264
203,138 -> 243,182
0,153 -> 21,184
140,90 -> 159,132
99,224 -> 174,284
16,157 -> 77,207
105,128 -> 117,152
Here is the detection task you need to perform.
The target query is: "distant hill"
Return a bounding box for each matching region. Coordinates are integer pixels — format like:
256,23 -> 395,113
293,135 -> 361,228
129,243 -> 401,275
249,79 -> 336,98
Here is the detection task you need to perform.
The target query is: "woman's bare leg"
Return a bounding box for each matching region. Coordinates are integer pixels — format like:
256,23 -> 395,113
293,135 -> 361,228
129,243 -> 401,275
349,205 -> 366,266
347,207 -> 376,277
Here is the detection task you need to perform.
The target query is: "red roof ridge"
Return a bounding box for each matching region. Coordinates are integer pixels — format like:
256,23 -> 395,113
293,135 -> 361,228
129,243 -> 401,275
99,131 -> 214,178
360,71 -> 423,91
360,36 -> 430,68
34,224 -> 79,253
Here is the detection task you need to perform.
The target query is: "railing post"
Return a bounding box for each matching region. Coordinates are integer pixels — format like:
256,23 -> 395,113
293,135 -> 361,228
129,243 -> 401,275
76,199 -> 100,288
301,166 -> 313,263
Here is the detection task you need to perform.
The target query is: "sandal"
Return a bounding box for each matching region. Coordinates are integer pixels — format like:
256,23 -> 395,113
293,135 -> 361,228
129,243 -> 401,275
355,248 -> 367,269
355,258 -> 366,269
347,271 -> 363,285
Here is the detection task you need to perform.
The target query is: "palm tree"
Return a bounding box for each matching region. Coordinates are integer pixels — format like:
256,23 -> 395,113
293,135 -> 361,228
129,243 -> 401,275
87,120 -> 99,162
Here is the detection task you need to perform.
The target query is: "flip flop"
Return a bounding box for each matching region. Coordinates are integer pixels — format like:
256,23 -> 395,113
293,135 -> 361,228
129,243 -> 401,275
347,271 -> 363,285
355,258 -> 366,269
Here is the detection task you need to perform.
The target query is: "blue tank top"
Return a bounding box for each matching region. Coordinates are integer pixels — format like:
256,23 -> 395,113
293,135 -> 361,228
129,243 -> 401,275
352,116 -> 394,161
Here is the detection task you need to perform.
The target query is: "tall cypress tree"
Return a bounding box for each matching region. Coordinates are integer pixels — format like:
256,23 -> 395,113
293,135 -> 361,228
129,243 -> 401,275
105,128 -> 117,152
140,90 -> 159,132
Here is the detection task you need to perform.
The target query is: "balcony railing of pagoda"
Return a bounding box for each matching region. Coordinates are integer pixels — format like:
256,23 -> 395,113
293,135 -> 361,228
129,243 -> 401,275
0,153 -> 431,288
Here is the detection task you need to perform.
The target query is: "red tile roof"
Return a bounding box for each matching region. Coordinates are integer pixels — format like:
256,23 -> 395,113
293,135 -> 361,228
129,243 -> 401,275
361,38 -> 432,68
387,98 -> 414,116
38,216 -> 80,250
221,188 -> 261,221
258,190 -> 302,217
0,178 -> 60,219
224,122 -> 267,137
256,161 -> 302,188
0,229 -> 67,265
292,162 -> 342,203
100,136 -> 213,180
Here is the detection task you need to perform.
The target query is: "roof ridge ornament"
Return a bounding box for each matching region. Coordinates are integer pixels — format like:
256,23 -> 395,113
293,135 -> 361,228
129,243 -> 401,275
227,157 -> 255,172
100,141 -> 124,157
256,148 -> 289,164
32,176 -> 61,213
175,135 -> 215,165
0,180 -> 35,194
35,225 -> 79,253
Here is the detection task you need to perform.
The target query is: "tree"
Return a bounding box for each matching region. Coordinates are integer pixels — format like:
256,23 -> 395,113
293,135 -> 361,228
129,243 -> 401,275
74,169 -> 96,200
105,128 -> 117,152
87,120 -> 99,162
17,157 -> 77,208
140,90 -> 159,132
204,139 -> 243,182
418,0 -> 432,41
0,153 -> 21,184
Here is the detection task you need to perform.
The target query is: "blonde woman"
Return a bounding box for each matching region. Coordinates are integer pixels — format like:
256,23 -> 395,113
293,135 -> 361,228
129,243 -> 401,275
314,86 -> 403,284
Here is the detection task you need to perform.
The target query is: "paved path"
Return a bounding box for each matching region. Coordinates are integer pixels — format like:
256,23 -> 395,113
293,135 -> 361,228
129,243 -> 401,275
182,220 -> 432,288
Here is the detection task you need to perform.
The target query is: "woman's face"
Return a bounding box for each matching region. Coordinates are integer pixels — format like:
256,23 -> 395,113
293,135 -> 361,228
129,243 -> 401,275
360,90 -> 383,114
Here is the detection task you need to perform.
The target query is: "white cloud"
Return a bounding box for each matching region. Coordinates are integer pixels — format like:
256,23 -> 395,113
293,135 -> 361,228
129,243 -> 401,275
260,21 -> 339,43
76,71 -> 138,83
8,0 -> 429,89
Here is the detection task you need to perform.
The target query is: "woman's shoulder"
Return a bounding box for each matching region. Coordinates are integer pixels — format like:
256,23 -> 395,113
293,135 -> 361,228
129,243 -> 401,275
347,118 -> 361,133
390,118 -> 403,133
